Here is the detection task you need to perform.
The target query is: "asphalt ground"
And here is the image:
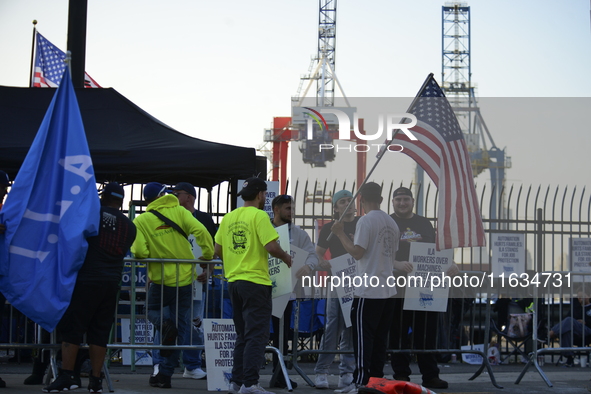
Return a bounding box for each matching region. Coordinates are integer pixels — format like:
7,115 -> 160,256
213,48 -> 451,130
2,358 -> 591,394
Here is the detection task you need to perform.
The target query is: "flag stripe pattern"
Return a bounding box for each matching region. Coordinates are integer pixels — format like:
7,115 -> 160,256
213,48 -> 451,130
393,75 -> 486,250
32,31 -> 101,88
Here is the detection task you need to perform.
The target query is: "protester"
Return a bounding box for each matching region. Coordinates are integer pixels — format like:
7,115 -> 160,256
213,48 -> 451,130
131,182 -> 214,389
331,182 -> 402,394
173,182 -> 217,239
214,177 -> 292,394
270,194 -> 319,389
313,190 -> 357,391
149,182 -> 216,381
42,183 -> 136,393
548,286 -> 591,367
388,187 -> 457,390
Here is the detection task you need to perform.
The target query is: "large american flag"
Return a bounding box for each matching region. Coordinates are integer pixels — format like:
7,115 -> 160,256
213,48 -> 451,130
32,31 -> 101,88
392,74 -> 486,250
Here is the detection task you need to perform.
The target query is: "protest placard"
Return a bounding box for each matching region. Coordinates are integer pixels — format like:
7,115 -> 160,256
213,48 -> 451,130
403,242 -> 452,312
491,233 -> 525,277
328,254 -> 357,327
203,319 -> 237,391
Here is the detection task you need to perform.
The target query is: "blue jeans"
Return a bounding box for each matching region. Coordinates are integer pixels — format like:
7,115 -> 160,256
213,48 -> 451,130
152,299 -> 204,370
551,317 -> 591,356
148,283 -> 192,377
314,297 -> 355,375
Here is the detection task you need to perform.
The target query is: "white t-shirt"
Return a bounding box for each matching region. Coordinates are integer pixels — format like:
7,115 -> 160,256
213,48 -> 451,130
353,209 -> 400,298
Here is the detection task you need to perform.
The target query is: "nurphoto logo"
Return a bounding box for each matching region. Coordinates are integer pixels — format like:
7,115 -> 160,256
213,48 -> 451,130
302,107 -> 418,153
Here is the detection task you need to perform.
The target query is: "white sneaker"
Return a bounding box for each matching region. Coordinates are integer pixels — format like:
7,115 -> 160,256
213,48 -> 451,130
229,382 -> 241,394
315,373 -> 329,389
337,373 -> 353,389
239,383 -> 276,394
183,367 -> 207,379
334,383 -> 357,394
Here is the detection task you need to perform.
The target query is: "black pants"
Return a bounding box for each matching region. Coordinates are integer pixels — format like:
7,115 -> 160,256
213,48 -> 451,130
389,298 -> 440,380
229,280 -> 272,387
351,298 -> 395,386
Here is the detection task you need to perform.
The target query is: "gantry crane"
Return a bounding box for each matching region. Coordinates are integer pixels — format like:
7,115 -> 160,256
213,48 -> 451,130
441,2 -> 511,224
262,0 -> 367,193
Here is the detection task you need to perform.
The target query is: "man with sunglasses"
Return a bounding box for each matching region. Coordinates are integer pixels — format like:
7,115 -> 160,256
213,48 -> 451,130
172,182 -> 217,239
270,194 -> 319,389
131,182 -> 214,389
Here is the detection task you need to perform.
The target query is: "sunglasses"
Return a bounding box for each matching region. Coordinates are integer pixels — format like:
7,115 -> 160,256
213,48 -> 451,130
272,194 -> 292,207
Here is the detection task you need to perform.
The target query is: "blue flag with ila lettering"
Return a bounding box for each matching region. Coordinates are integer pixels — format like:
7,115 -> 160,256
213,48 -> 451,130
0,68 -> 100,332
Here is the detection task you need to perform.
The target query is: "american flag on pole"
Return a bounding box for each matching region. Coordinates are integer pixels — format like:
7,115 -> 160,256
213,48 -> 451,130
32,31 -> 101,88
391,74 -> 486,250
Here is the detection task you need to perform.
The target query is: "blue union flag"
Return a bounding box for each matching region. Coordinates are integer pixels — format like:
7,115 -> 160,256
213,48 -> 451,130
0,68 -> 100,332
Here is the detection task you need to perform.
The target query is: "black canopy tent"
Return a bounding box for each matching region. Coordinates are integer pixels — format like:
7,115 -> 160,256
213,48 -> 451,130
0,86 -> 257,189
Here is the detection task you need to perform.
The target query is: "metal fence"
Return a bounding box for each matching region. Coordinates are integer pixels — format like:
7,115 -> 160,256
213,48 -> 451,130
2,180 -> 591,389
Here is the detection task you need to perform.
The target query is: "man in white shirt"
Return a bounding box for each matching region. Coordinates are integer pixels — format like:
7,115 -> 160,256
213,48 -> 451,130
331,182 -> 410,393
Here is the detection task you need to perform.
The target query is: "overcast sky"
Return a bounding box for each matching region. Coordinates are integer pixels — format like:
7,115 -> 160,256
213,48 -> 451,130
1,0 -> 590,192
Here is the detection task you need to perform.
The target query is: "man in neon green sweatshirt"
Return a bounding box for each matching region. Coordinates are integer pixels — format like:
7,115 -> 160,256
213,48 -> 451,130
132,182 -> 214,389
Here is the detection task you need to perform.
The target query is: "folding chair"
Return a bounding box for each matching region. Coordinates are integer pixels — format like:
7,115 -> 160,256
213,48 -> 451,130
490,313 -> 533,364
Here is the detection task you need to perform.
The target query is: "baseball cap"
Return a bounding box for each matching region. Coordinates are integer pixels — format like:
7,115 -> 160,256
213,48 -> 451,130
143,182 -> 170,201
101,182 -> 125,199
392,187 -> 413,199
237,177 -> 267,196
360,182 -> 382,200
173,182 -> 196,198
0,171 -> 9,187
332,190 -> 353,206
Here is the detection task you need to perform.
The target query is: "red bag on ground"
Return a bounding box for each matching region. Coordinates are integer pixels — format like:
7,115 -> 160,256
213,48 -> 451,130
358,377 -> 437,394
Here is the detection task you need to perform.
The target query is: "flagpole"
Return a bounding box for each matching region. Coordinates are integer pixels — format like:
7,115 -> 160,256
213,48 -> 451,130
29,20 -> 37,88
326,73 -> 435,240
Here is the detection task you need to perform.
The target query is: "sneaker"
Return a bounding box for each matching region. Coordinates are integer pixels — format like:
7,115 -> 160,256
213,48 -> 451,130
422,377 -> 448,389
42,370 -> 80,392
334,383 -> 357,394
0,377 -> 5,388
150,372 -> 171,389
315,374 -> 329,389
183,367 -> 207,380
565,356 -> 575,367
393,375 -> 410,382
149,365 -> 160,387
337,373 -> 353,389
229,382 -> 241,394
88,375 -> 103,393
160,321 -> 178,357
239,383 -> 276,394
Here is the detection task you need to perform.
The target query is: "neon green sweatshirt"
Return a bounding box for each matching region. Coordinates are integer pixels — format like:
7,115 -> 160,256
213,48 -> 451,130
131,194 -> 214,286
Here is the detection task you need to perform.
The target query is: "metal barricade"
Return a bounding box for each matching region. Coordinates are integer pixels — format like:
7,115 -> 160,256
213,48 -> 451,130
284,271 -> 502,389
